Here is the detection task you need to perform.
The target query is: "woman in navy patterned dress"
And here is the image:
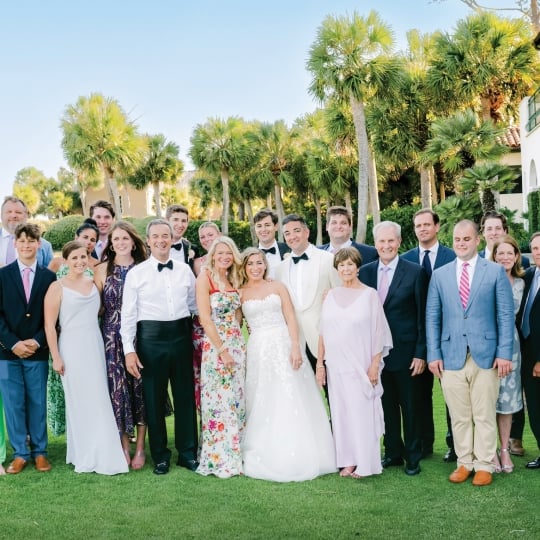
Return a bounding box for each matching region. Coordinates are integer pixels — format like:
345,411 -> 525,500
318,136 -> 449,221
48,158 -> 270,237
94,222 -> 148,469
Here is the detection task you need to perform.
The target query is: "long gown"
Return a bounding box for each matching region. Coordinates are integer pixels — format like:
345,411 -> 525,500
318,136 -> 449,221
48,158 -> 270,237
320,286 -> 392,477
496,277 -> 524,414
101,264 -> 145,435
197,285 -> 246,478
47,265 -> 93,435
59,283 -> 128,475
242,293 -> 337,482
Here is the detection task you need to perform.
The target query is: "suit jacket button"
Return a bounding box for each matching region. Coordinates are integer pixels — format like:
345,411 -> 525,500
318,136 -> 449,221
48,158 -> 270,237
26,313 -> 31,317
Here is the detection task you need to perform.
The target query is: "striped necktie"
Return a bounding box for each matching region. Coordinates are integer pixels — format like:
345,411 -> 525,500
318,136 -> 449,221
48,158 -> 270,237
459,262 -> 470,309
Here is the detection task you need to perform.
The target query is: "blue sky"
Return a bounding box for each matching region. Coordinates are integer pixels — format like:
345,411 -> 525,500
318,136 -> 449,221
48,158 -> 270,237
0,0 -> 495,199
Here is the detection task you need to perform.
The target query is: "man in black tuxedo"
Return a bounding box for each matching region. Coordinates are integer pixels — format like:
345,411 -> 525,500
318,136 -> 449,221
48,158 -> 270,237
166,204 -> 199,271
402,208 -> 457,462
254,209 -> 290,278
318,206 -> 378,265
517,232 -> 540,469
360,221 -> 428,476
0,223 -> 56,474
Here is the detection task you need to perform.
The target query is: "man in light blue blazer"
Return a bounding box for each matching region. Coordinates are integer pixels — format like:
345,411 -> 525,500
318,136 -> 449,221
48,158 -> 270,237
426,220 -> 514,487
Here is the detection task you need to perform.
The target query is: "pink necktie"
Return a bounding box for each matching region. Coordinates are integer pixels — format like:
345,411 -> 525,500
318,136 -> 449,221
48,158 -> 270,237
379,266 -> 390,304
459,262 -> 470,309
23,267 -> 31,302
6,235 -> 16,264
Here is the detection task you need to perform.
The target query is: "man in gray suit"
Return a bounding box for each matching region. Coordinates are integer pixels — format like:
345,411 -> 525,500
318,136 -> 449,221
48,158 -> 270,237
426,220 -> 514,486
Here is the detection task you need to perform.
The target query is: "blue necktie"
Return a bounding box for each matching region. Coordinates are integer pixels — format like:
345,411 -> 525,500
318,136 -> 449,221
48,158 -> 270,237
522,271 -> 539,339
422,249 -> 432,277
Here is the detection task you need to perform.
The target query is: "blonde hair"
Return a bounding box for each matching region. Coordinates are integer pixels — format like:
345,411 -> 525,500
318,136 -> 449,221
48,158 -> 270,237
205,236 -> 243,290
240,247 -> 268,285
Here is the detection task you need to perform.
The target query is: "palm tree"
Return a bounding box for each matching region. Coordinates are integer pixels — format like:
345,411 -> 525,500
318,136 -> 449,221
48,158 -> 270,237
307,10 -> 401,241
126,134 -> 184,218
189,117 -> 248,235
247,120 -> 294,238
61,93 -> 145,218
427,12 -> 540,123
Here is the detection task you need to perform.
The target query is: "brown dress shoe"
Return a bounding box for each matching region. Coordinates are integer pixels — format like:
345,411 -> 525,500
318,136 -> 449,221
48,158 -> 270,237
472,470 -> 492,486
509,438 -> 525,456
449,465 -> 472,483
34,455 -> 52,472
6,457 -> 27,474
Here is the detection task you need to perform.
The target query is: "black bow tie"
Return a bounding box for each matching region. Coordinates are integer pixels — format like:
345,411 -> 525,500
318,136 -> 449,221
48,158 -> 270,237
158,260 -> 173,272
292,253 -> 309,264
261,247 -> 276,255
172,243 -> 183,251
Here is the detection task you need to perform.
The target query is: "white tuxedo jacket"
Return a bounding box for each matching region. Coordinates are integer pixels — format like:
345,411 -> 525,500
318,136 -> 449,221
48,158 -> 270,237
275,245 -> 340,355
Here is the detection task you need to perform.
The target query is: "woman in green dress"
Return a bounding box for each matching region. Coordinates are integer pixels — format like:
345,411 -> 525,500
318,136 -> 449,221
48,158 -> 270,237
46,219 -> 100,436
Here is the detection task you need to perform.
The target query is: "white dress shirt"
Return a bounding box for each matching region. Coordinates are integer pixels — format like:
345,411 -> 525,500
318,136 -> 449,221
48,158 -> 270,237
16,259 -> 37,289
0,228 -> 13,266
420,241 -> 439,268
169,240 -> 186,263
456,255 -> 478,289
289,244 -> 316,307
377,255 -> 399,289
120,256 -> 197,355
258,240 -> 281,278
328,239 -> 352,254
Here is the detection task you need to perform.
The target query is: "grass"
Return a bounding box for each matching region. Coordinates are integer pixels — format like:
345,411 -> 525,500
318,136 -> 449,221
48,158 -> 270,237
2,385 -> 539,540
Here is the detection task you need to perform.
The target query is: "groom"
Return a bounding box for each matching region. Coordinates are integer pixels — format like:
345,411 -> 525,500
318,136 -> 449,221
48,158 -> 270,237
0,223 -> 56,474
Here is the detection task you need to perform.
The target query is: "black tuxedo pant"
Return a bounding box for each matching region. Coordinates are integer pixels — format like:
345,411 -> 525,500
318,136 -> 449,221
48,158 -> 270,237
417,369 -> 434,452
521,339 -> 540,449
137,318 -> 198,465
381,368 -> 422,465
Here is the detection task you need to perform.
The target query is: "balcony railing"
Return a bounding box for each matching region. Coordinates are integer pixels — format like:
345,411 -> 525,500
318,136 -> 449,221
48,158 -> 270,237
527,87 -> 540,132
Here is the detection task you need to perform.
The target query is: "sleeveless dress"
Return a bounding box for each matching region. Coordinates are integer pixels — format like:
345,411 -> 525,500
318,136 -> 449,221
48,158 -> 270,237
101,264 -> 145,435
496,277 -> 524,414
320,287 -> 392,477
47,265 -> 93,435
59,283 -> 128,475
197,280 -> 246,478
242,293 -> 337,481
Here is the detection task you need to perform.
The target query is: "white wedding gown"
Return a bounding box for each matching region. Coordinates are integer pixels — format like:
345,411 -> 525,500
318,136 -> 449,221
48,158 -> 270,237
241,293 -> 336,481
59,284 -> 128,475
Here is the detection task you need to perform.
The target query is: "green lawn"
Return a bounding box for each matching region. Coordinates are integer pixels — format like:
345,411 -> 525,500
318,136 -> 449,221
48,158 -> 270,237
2,385 -> 538,540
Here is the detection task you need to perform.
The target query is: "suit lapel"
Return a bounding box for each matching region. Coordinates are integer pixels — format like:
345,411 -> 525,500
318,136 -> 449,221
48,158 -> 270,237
385,259 -> 405,304
8,262 -> 27,304
466,258 -> 487,311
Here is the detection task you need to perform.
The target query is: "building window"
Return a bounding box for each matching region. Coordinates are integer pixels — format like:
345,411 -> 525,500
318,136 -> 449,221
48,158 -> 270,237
527,88 -> 540,132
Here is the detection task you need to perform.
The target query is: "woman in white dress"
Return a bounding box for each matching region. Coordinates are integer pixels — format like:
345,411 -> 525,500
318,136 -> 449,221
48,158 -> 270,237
240,248 -> 336,482
44,241 -> 128,475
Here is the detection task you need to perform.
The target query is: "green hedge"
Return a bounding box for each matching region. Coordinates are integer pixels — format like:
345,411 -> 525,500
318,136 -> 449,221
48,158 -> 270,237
43,215 -> 86,250
528,190 -> 540,233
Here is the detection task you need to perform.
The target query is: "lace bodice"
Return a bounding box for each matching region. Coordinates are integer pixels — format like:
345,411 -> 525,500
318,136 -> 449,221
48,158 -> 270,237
242,293 -> 286,331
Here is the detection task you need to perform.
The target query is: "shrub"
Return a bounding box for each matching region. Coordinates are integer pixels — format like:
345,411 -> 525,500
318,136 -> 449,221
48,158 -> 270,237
43,215 -> 86,250
527,190 -> 540,233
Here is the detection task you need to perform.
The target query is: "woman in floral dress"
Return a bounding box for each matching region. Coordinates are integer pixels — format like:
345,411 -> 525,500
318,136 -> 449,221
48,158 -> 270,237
47,219 -> 100,436
94,222 -> 148,469
195,236 -> 246,478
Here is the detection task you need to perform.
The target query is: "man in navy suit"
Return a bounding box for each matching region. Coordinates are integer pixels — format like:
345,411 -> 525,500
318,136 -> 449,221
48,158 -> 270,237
318,206 -> 378,265
360,221 -> 428,476
517,232 -> 540,469
254,209 -> 290,278
427,220 -> 514,486
0,196 -> 53,267
402,208 -> 456,462
0,223 -> 56,474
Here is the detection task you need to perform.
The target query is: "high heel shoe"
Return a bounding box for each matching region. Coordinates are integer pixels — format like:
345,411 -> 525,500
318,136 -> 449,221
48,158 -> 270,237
500,447 -> 514,473
492,452 -> 502,473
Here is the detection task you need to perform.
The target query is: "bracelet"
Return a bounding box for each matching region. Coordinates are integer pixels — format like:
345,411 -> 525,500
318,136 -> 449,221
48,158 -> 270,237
217,343 -> 228,354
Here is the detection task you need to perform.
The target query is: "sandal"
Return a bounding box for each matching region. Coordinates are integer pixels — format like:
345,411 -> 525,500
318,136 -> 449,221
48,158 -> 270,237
131,451 -> 146,470
350,469 -> 363,480
339,466 -> 355,477
500,447 -> 514,473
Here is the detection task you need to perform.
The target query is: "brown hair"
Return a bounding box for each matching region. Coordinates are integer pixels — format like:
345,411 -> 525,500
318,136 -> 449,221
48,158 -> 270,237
102,221 -> 148,276
240,247 -> 269,285
14,223 -> 40,241
165,204 -> 189,219
327,206 -> 352,226
62,240 -> 86,260
89,200 -> 115,219
333,247 -> 362,270
491,235 -> 525,278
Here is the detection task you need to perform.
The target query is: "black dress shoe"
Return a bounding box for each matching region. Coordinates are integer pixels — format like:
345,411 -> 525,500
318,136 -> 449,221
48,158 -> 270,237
153,462 -> 170,475
177,458 -> 199,471
381,456 -> 404,468
405,462 -> 421,476
525,456 -> 540,469
444,448 -> 458,463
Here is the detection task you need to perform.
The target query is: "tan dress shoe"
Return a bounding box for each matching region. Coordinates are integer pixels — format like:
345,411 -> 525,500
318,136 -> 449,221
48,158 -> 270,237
6,457 -> 27,474
472,470 -> 492,486
449,465 -> 472,483
34,455 -> 52,472
509,438 -> 525,456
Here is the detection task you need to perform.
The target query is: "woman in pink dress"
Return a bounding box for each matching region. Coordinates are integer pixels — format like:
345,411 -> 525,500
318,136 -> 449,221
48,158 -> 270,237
317,247 -> 392,479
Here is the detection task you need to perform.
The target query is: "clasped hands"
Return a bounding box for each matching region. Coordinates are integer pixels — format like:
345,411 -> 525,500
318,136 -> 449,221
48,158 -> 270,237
12,339 -> 39,359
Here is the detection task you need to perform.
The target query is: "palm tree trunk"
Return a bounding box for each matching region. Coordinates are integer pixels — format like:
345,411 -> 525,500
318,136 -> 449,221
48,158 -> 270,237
480,96 -> 492,123
439,181 -> 446,202
532,0 -> 540,32
314,195 -> 323,246
244,198 -> 257,245
344,191 -> 353,231
430,168 -> 438,206
274,176 -> 285,242
368,149 -> 380,225
238,202 -> 245,221
152,180 -> 162,218
420,165 -> 433,209
350,96 -> 369,243
102,165 -> 122,218
220,168 -> 230,235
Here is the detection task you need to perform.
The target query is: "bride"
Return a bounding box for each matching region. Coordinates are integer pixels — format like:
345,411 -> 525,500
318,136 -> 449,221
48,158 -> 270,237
239,247 -> 336,481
